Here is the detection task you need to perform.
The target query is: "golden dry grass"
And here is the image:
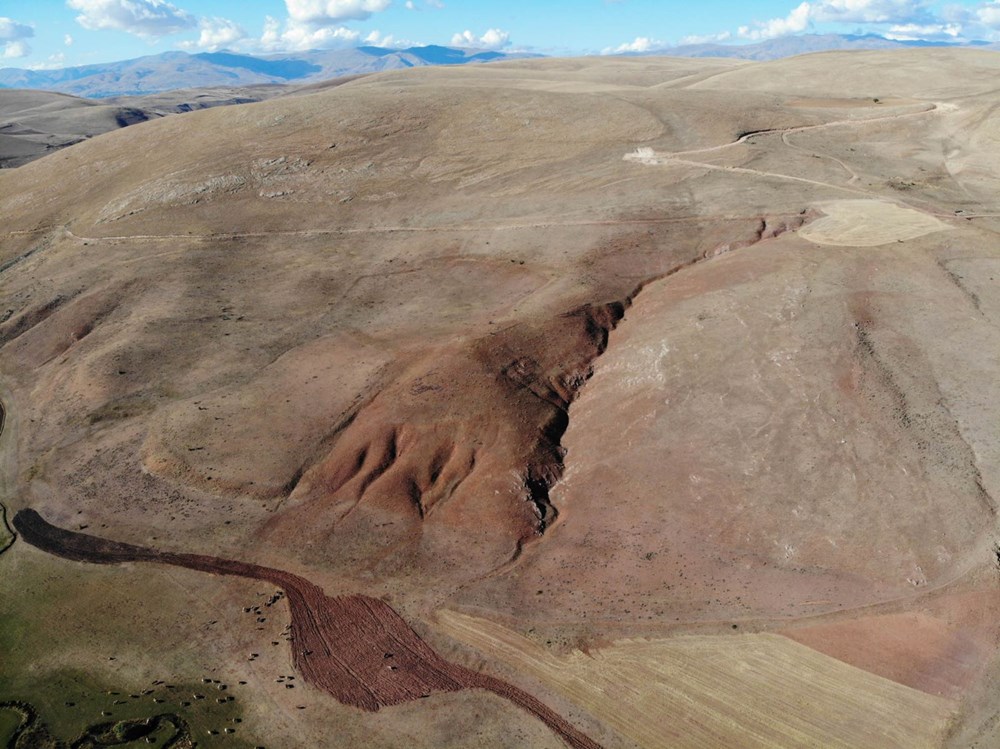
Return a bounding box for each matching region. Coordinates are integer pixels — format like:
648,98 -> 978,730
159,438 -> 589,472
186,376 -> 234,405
437,610 -> 957,749
799,199 -> 950,246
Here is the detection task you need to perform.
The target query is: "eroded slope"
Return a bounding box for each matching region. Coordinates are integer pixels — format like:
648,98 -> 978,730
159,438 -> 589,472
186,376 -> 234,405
3,51 -> 1000,748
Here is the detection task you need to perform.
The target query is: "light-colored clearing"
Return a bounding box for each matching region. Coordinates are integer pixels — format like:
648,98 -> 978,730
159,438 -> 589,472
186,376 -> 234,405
800,199 -> 949,247
623,146 -> 665,166
437,610 -> 956,749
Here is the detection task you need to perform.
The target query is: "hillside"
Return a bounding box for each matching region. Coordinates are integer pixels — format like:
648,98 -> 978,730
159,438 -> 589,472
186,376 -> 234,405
0,84 -> 298,168
2,50 -> 1000,748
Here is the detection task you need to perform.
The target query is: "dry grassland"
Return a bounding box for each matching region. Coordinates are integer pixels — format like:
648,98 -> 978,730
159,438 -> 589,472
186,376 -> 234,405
437,609 -> 956,749
799,199 -> 950,246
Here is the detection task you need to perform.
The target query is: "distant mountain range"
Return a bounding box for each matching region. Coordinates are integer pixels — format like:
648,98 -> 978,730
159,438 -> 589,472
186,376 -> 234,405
4,34 -> 1000,99
0,45 -> 539,98
642,33 -> 1000,62
3,32 -> 999,167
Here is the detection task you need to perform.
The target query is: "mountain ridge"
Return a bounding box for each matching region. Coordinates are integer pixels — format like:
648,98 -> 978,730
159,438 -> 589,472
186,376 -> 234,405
640,32 -> 1000,61
0,45 -> 540,98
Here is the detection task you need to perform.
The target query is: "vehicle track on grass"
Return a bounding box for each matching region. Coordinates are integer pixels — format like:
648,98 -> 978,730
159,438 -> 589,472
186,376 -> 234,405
627,101 -> 960,206
12,509 -> 602,749
55,213 -> 801,243
657,101 -> 946,162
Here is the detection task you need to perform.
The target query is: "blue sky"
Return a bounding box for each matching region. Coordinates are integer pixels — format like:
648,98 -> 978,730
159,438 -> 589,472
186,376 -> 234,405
2,0 -> 1000,69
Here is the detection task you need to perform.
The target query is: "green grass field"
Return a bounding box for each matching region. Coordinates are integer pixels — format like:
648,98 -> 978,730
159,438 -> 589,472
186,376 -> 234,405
0,544 -> 267,748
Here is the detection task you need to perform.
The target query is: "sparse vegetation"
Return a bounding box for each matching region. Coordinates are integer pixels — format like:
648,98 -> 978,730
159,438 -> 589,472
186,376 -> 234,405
2,49 -> 1000,748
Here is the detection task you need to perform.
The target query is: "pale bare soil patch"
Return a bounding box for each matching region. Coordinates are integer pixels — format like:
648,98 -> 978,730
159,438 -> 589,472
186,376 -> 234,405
800,199 -> 949,246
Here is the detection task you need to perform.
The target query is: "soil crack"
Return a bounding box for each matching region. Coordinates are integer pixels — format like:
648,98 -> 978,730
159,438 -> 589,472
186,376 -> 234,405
511,213 -> 809,539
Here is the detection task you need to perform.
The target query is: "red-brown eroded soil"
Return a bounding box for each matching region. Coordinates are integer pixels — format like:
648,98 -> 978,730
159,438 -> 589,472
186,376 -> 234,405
12,509 -> 600,749
782,589 -> 1000,699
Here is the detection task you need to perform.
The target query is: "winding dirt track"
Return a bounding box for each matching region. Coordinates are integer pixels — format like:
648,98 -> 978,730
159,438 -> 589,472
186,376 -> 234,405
12,509 -> 601,749
625,101 -> 970,216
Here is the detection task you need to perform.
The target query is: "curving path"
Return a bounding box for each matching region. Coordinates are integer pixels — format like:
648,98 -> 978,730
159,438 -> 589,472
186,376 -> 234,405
625,101 -> 972,217
654,101 -> 944,162
12,509 -> 601,749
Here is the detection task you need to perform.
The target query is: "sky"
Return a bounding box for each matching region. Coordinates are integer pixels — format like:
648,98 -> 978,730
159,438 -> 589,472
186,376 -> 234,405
3,0 -> 1000,70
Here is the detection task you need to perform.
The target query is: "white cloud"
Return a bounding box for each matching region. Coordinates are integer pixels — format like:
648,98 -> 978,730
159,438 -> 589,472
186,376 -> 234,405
813,0 -> 931,24
259,15 -> 360,51
247,0 -> 393,53
405,0 -> 415,8
0,18 -> 32,59
364,29 -> 412,47
977,1 -> 1000,27
601,36 -> 665,54
3,40 -> 30,58
450,28 -> 510,49
179,16 -> 247,51
68,0 -> 196,37
28,52 -> 68,69
929,2 -> 1000,39
284,0 -> 391,25
64,33 -> 75,45
260,15 -> 282,48
289,23 -> 360,48
678,31 -> 732,45
738,2 -> 812,40
0,16 -> 33,41
735,0 -> 937,41
884,21 -> 961,39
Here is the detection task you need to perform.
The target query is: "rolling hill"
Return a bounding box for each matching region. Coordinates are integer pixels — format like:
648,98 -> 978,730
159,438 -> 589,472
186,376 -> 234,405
2,49 -> 1000,749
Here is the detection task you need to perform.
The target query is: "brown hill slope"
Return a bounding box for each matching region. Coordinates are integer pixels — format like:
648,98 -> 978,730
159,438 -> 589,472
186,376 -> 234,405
0,84 -> 305,168
2,50 -> 1000,748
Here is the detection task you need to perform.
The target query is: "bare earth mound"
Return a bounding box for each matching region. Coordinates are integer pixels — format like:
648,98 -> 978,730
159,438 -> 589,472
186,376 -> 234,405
2,50 -> 1000,748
